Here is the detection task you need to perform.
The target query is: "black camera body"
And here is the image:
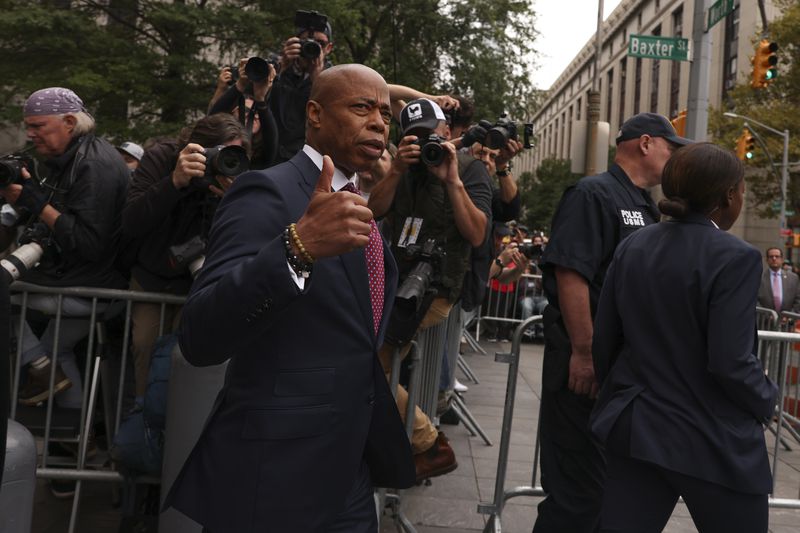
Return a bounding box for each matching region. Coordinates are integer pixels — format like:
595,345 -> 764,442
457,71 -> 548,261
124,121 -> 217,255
518,240 -> 543,262
168,235 -> 206,278
385,239 -> 446,347
191,145 -> 249,190
295,10 -> 328,33
413,134 -> 447,167
484,116 -> 535,150
0,154 -> 35,188
228,57 -> 279,84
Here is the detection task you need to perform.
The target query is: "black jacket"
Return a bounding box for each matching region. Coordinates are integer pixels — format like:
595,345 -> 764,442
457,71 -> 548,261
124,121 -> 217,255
121,140 -> 219,294
208,85 -> 278,169
22,134 -> 129,289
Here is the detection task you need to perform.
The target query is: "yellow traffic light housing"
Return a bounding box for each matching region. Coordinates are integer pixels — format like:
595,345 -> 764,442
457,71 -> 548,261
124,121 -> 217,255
736,128 -> 755,161
670,110 -> 687,137
751,39 -> 778,89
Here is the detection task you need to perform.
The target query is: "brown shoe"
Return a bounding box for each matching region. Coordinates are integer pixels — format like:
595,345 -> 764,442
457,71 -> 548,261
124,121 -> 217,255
18,358 -> 72,406
414,431 -> 457,483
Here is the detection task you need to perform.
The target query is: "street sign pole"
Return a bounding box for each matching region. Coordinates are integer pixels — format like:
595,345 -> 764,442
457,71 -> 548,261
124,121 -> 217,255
686,0 -> 713,141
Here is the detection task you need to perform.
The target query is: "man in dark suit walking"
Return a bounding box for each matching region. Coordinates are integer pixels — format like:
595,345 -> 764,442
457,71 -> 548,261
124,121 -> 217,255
164,64 -> 415,532
758,247 -> 800,313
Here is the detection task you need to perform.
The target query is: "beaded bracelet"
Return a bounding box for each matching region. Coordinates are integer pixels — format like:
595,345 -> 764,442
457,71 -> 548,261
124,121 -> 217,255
288,223 -> 315,264
283,225 -> 312,278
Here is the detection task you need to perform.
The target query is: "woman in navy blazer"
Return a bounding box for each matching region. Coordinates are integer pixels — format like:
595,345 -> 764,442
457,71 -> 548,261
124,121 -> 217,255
590,143 -> 778,532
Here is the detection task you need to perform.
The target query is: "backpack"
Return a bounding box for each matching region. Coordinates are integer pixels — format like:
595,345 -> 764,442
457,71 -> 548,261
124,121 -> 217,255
111,333 -> 176,475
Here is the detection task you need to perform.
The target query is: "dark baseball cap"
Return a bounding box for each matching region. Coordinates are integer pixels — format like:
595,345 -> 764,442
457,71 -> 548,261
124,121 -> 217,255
400,98 -> 447,135
615,112 -> 693,146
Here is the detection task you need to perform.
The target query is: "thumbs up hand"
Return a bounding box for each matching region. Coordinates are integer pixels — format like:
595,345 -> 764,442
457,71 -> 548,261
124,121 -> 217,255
294,156 -> 374,259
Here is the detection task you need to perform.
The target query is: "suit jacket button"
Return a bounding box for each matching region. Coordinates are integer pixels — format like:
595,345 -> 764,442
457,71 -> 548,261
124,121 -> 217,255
367,394 -> 375,405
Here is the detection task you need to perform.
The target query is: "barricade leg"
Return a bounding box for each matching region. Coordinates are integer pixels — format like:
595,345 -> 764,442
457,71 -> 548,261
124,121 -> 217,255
381,343 -> 419,533
477,317 -> 546,531
457,353 -> 480,384
450,392 -> 492,446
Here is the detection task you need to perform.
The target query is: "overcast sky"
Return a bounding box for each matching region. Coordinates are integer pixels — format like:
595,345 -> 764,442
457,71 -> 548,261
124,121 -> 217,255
530,0 -> 623,90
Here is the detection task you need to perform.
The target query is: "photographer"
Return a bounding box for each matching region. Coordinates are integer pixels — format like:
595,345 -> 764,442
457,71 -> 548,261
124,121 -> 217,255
0,87 -> 129,408
121,114 -> 249,400
370,98 -> 491,482
269,9 -> 334,162
208,57 -> 279,169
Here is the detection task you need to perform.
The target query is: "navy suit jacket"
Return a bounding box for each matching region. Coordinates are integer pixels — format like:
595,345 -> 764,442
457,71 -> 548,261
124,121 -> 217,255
591,212 -> 778,494
164,152 -> 415,532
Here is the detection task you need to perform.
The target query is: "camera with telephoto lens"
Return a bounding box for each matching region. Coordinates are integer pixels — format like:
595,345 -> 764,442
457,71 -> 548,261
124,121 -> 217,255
460,120 -> 492,148
168,235 -> 206,279
485,116 -> 535,150
0,153 -> 37,188
385,239 -> 446,347
0,222 -> 50,283
413,134 -> 447,167
228,57 -> 279,84
191,145 -> 249,191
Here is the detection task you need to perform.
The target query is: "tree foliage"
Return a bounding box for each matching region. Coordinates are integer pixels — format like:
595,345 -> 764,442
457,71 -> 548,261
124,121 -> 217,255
518,158 -> 580,233
709,0 -> 800,219
0,0 -> 539,145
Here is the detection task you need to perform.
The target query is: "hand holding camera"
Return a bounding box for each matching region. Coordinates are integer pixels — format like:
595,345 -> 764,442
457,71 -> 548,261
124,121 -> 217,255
172,143 -> 208,190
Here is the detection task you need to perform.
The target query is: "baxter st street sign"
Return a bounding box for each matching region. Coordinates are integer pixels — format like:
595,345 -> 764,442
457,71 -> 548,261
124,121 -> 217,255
628,34 -> 690,61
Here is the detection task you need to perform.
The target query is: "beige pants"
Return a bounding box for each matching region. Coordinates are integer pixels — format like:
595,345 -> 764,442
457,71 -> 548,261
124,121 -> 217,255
378,297 -> 453,454
130,278 -> 183,397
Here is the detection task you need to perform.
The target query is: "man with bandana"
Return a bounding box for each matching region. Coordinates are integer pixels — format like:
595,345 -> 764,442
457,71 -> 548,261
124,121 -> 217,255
0,87 -> 129,412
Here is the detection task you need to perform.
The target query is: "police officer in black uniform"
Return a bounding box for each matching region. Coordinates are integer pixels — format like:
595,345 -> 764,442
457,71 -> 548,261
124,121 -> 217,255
533,113 -> 692,533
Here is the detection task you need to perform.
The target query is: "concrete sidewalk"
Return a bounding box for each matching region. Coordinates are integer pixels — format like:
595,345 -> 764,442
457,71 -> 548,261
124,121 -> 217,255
381,338 -> 800,533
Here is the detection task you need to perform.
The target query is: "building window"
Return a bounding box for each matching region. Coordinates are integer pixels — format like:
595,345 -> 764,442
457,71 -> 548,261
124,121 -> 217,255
567,106 -> 573,157
637,12 -> 642,30
606,68 -> 614,122
650,25 -> 661,113
560,111 -> 567,158
577,97 -> 582,121
670,6 -> 683,117
655,0 -> 661,11
618,58 -> 627,126
722,1 -> 741,98
634,57 -> 642,115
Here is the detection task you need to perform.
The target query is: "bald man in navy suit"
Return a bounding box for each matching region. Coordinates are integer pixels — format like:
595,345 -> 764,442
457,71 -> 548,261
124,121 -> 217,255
164,64 -> 415,533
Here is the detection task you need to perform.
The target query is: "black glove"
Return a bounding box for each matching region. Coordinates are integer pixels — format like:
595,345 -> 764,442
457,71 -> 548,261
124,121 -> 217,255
16,179 -> 49,216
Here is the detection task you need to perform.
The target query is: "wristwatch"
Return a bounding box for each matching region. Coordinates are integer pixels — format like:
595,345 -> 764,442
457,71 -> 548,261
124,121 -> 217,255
496,169 -> 510,177
494,257 -> 504,267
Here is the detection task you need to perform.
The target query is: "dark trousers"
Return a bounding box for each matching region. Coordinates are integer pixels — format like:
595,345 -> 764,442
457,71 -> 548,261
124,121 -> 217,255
533,381 -> 605,533
202,461 -> 377,533
600,450 -> 768,533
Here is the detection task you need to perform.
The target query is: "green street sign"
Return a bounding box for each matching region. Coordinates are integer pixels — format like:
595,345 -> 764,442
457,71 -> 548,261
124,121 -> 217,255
628,35 -> 689,61
786,210 -> 796,217
707,0 -> 734,31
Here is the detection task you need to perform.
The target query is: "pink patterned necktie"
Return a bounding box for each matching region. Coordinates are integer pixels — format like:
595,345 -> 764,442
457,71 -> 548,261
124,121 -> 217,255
773,271 -> 782,311
341,182 -> 384,334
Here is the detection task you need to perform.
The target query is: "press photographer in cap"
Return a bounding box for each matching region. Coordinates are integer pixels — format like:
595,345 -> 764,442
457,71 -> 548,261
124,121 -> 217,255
369,98 -> 492,482
0,87 -> 129,408
269,9 -> 334,162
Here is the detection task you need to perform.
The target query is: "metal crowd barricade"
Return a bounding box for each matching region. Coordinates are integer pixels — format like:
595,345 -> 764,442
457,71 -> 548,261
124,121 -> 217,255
476,273 -> 542,341
478,320 -> 800,533
8,281 -> 185,533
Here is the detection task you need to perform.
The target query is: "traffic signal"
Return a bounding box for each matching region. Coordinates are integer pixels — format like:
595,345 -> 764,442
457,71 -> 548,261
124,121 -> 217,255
736,128 -> 755,161
670,110 -> 687,137
751,39 -> 778,89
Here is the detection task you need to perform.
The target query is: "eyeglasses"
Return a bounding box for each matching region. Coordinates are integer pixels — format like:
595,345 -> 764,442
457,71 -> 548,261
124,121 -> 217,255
768,255 -> 782,259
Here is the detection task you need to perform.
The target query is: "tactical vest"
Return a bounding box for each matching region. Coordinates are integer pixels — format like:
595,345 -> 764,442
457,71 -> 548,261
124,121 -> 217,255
389,152 -> 477,302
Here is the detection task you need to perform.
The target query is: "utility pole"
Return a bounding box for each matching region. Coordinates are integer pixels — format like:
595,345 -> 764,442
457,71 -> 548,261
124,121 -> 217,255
585,0 -> 604,175
686,0 -> 713,140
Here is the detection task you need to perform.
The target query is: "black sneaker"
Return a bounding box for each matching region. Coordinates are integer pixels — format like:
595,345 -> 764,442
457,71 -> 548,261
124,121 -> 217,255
18,358 -> 72,406
50,479 -> 76,499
